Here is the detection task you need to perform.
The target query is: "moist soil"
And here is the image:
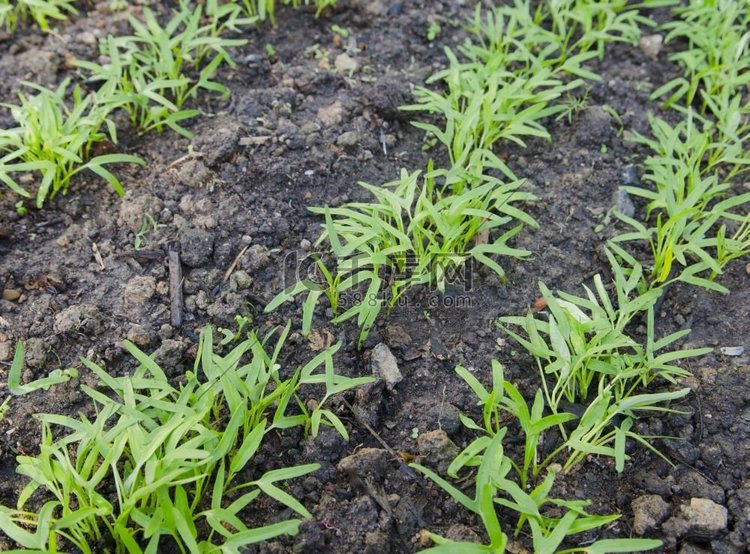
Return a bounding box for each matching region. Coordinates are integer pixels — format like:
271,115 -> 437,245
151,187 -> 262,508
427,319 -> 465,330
0,1 -> 749,553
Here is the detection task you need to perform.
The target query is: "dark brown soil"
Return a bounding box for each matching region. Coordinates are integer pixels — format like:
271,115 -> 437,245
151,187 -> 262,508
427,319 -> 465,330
0,1 -> 749,553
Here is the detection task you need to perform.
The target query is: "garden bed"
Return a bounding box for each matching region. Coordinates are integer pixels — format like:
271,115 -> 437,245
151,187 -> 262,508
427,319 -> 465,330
0,1 -> 749,552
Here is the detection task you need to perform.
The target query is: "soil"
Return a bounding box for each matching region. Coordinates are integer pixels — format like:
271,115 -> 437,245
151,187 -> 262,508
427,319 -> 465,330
1,1 -> 749,553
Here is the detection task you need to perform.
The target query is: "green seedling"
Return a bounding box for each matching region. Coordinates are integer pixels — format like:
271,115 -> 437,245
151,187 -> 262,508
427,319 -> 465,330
0,323 -> 372,552
412,429 -> 663,553
497,259 -> 710,471
536,0 -> 663,61
426,22 -> 441,42
77,1 -> 250,137
611,115 -> 750,292
0,79 -> 143,208
133,213 -> 163,250
266,161 -> 537,346
330,24 -> 349,38
654,0 -> 750,133
239,0 -> 336,24
556,87 -> 591,124
0,0 -> 76,31
404,0 -> 661,170
8,343 -> 79,394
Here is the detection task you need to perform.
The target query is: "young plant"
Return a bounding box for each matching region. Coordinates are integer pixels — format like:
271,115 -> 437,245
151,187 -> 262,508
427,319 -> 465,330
654,0 -> 750,125
0,79 -> 143,208
0,0 -> 76,31
537,0 -> 662,61
0,323 -> 372,552
266,161 -> 537,346
412,428 -> 663,553
238,0 -> 336,24
77,1 -> 249,137
403,0 -> 657,169
496,260 -> 710,471
611,115 -> 750,291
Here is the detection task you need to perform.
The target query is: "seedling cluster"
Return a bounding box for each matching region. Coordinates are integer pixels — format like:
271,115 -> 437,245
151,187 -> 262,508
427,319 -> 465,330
0,0 -> 75,31
1,325 -> 372,552
404,1 -> 750,551
0,0 -> 335,208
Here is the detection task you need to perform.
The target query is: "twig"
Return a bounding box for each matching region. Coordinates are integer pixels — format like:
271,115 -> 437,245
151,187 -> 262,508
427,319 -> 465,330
167,150 -> 204,169
91,242 -> 105,271
223,244 -> 250,283
168,246 -> 184,328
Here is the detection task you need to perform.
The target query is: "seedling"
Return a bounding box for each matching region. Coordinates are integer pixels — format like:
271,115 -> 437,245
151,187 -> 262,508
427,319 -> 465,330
266,162 -> 537,346
0,79 -> 143,208
412,427 -> 663,553
654,0 -> 750,135
133,213 -> 164,250
0,324 -> 372,552
426,22 -> 441,42
0,0 -> 75,31
611,115 -> 750,292
239,0 -> 337,24
330,24 -> 349,38
77,1 -> 250,137
556,87 -> 592,124
497,259 -> 710,471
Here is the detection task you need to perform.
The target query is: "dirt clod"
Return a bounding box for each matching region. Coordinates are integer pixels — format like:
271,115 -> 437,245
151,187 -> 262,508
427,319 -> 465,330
124,276 -> 156,305
180,228 -> 215,268
682,497 -> 729,537
631,494 -> 671,535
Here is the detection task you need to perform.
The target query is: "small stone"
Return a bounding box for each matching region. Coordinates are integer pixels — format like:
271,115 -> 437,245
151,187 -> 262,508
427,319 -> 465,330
335,53 -> 358,73
417,429 -> 459,474
0,342 -> 13,362
631,494 -> 671,535
337,131 -> 360,147
124,276 -> 156,304
118,191 -> 164,232
385,324 -> 412,348
230,270 -> 253,291
622,164 -> 639,185
370,343 -> 403,390
151,339 -> 186,376
317,101 -> 344,127
300,238 -> 312,251
126,324 -> 151,347
337,448 -> 389,478
176,159 -> 212,188
444,524 -> 481,544
308,329 -> 335,351
682,498 -> 728,537
348,0 -> 387,16
677,470 -> 725,504
745,262 -> 750,276
639,34 -> 663,60
2,289 -> 21,301
78,31 -> 96,45
180,228 -> 214,268
719,346 -> 745,356
661,515 -> 691,542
